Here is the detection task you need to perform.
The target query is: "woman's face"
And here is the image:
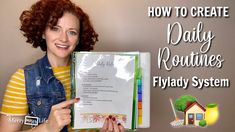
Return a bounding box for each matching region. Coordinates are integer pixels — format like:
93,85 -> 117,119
44,12 -> 80,60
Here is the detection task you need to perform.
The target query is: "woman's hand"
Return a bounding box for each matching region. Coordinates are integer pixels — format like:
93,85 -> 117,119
44,98 -> 80,132
100,115 -> 125,132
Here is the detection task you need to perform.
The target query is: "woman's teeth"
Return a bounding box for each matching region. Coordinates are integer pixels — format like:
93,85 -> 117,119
56,44 -> 69,49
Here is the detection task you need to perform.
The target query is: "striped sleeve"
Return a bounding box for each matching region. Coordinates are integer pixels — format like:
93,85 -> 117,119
53,67 -> 71,100
0,69 -> 28,116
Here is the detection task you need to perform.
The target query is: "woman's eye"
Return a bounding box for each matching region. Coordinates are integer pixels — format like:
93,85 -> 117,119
68,31 -> 78,36
51,26 -> 59,31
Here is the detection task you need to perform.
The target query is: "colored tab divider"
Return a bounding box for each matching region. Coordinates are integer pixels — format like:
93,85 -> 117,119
137,79 -> 143,125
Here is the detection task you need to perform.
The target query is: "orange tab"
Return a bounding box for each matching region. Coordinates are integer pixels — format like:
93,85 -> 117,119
138,102 -> 142,109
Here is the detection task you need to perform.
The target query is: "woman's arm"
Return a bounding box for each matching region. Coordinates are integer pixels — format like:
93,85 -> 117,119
0,114 -> 24,132
0,114 -> 50,132
0,98 -> 79,132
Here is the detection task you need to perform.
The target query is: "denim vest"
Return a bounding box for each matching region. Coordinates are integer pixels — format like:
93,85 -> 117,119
24,55 -> 68,132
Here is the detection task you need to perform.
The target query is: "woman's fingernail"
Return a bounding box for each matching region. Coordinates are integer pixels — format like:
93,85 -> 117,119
109,115 -> 112,119
66,106 -> 71,109
118,123 -> 121,126
75,98 -> 80,101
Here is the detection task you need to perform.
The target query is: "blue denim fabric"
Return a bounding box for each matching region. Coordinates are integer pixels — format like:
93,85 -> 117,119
24,55 -> 68,132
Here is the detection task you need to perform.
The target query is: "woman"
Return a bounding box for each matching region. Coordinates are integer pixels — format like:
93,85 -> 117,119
0,0 -> 125,132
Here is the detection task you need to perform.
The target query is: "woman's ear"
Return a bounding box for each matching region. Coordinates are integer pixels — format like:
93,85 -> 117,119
42,34 -> 45,39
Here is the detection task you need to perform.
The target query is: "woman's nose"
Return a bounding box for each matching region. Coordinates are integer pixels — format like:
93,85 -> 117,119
60,31 -> 68,42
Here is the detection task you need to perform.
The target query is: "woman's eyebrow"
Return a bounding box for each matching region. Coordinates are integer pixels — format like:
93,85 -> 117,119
56,25 -> 79,31
68,28 -> 79,31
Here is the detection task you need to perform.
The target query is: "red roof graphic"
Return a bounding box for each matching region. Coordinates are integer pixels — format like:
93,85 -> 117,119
184,102 -> 206,113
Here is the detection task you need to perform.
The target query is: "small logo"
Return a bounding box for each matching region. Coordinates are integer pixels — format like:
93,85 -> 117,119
24,115 -> 39,126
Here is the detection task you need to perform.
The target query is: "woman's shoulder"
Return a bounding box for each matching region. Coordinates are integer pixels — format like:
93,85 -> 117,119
11,68 -> 25,80
7,68 -> 25,86
1,68 -> 28,116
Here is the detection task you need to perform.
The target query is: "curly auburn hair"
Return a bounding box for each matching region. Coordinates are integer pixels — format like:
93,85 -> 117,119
20,0 -> 98,51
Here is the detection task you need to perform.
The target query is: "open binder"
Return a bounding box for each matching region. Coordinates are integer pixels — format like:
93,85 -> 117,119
71,52 -> 150,130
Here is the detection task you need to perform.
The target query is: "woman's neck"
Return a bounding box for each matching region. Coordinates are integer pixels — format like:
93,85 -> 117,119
47,53 -> 70,67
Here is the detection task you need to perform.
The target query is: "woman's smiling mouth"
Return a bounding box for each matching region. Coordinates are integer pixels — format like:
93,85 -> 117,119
55,43 -> 69,49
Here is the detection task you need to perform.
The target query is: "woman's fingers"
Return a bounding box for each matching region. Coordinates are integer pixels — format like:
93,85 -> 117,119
53,110 -> 71,125
57,108 -> 71,115
60,114 -> 71,120
118,123 -> 125,132
46,98 -> 79,131
52,98 -> 80,110
100,116 -> 125,132
100,118 -> 109,132
112,119 -> 120,132
108,117 -> 114,132
62,117 -> 71,125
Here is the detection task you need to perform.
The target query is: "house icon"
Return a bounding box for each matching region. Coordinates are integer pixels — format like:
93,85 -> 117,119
184,102 -> 206,126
